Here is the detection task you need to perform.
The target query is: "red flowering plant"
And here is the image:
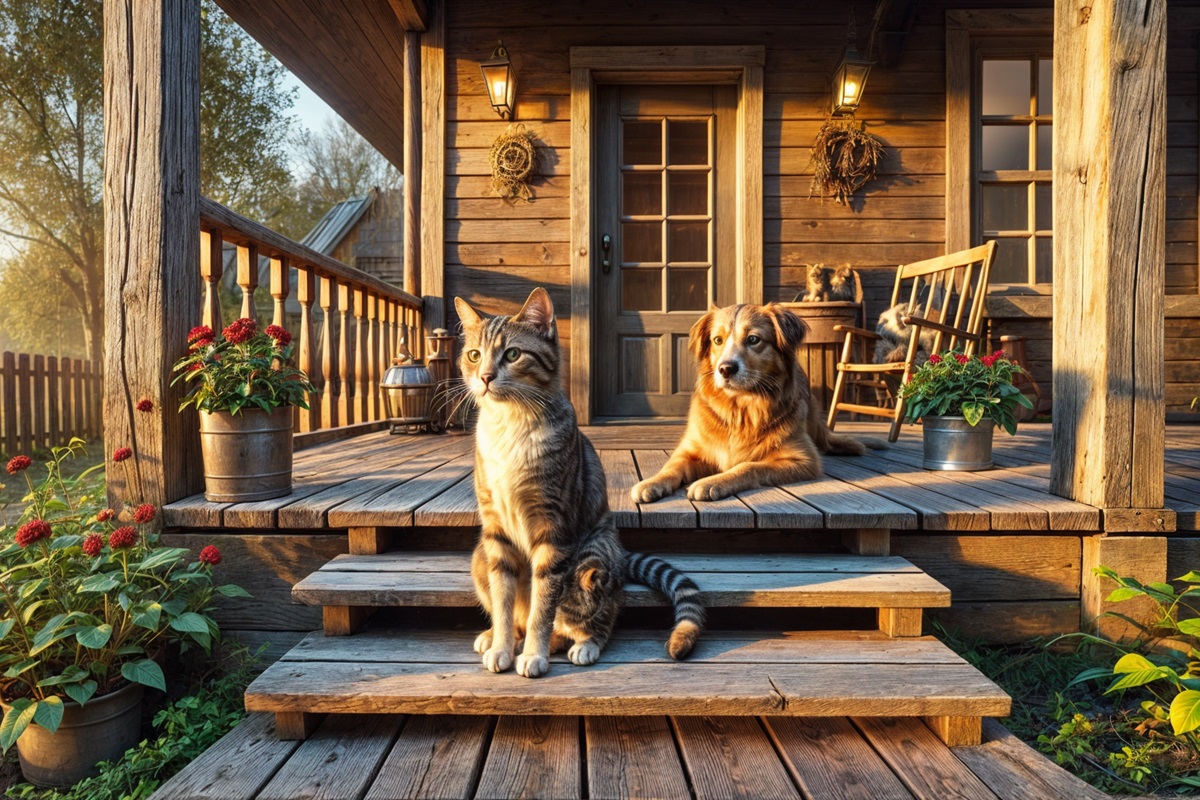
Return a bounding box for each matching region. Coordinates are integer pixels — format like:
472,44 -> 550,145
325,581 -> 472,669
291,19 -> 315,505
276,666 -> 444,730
0,439 -> 248,751
170,318 -> 313,414
898,349 -> 1034,435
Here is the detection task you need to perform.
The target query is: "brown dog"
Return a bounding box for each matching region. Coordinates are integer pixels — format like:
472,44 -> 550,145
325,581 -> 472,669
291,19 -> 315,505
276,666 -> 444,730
631,303 -> 887,503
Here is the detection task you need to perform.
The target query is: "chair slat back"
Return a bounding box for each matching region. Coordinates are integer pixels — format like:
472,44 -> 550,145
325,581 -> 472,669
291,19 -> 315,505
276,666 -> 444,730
887,241 -> 997,356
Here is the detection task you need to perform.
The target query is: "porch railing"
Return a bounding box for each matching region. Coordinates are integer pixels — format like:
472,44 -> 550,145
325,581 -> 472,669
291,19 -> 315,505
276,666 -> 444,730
0,352 -> 101,457
199,197 -> 423,435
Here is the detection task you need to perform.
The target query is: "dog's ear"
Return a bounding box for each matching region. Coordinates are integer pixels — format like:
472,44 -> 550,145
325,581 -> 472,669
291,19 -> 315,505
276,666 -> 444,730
765,303 -> 808,353
689,310 -> 716,363
513,287 -> 556,339
454,296 -> 484,332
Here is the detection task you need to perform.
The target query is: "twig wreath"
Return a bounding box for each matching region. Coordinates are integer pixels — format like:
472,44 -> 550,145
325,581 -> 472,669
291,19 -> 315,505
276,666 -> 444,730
489,123 -> 539,202
808,117 -> 886,205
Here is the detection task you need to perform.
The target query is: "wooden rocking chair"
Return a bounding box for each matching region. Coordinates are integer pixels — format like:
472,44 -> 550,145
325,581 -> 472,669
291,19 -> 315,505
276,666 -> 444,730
826,241 -> 997,443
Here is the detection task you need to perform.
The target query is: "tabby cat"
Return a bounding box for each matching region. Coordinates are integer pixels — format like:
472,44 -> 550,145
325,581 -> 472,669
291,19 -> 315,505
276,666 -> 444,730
454,288 -> 705,678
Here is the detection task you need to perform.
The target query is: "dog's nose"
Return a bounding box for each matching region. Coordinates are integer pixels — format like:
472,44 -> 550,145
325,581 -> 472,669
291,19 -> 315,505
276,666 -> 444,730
718,362 -> 738,379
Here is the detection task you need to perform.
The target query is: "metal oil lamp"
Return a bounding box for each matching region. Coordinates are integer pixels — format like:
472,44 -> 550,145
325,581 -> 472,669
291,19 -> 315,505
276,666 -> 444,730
380,335 -> 439,434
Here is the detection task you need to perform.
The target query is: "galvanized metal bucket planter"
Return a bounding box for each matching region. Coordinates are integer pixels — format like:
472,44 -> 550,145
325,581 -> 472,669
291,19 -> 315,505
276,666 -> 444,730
921,415 -> 995,471
2,682 -> 144,787
199,407 -> 294,501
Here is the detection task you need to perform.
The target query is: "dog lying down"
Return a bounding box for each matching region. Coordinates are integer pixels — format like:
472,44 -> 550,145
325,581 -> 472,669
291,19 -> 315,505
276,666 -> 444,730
631,302 -> 888,503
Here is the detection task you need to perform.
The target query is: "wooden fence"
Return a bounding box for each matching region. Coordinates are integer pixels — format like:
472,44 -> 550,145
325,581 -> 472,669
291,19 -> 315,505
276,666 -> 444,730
200,198 -> 424,435
0,353 -> 102,457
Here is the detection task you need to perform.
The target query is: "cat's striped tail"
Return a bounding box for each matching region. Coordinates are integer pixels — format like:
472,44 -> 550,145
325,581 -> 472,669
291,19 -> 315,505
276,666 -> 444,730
627,552 -> 706,660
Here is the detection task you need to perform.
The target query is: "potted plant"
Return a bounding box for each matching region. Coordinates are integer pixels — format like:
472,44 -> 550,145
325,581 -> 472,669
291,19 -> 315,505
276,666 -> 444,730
898,349 -> 1034,470
171,319 -> 314,502
0,440 -> 246,787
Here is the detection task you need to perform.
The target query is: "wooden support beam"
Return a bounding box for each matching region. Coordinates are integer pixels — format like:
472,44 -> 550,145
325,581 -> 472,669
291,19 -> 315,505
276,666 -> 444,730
925,716 -> 982,747
103,0 -> 203,511
1082,535 -> 1167,641
387,0 -> 428,32
1051,0 -> 1166,514
323,606 -> 373,636
843,529 -> 890,556
419,0 -> 445,331
274,711 -> 324,741
402,29 -> 421,299
348,526 -> 393,555
878,608 -> 923,638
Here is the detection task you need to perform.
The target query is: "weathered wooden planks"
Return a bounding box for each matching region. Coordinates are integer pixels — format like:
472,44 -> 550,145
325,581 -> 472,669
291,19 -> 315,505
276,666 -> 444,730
673,716 -> 800,799
766,717 -> 913,800
364,715 -> 492,800
472,716 -> 581,800
255,714 -> 403,800
585,716 -> 691,800
855,716 -> 999,799
149,713 -> 300,800
951,718 -> 1110,800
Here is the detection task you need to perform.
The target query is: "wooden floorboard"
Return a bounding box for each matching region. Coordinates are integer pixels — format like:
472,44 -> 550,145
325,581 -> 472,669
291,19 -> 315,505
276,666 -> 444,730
149,711 -> 1103,800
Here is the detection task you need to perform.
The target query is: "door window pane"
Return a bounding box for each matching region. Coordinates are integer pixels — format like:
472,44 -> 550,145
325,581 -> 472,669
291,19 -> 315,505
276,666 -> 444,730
623,121 -> 661,166
668,268 -> 709,311
1036,124 -> 1052,170
991,238 -> 1028,283
622,173 -> 661,216
1037,59 -> 1053,115
668,172 -> 708,216
1035,184 -> 1052,230
982,60 -> 1031,115
982,125 -> 1028,170
622,268 -> 662,311
668,121 -> 708,165
981,185 -> 1028,232
667,221 -> 708,263
622,222 -> 662,263
1035,237 -> 1053,283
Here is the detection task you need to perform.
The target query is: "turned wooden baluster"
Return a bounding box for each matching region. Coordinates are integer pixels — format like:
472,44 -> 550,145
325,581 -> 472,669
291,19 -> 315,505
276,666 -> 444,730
200,229 -> 223,330
296,266 -> 317,432
384,300 -> 396,362
318,274 -> 338,430
366,293 -> 379,421
236,243 -> 258,322
354,286 -> 368,423
337,281 -> 353,426
270,256 -> 289,328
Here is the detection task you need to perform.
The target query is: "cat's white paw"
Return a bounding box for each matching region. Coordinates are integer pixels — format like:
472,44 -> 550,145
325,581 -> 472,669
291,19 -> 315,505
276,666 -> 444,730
568,640 -> 601,666
631,478 -> 672,504
473,630 -> 493,654
482,646 -> 514,673
687,477 -> 731,501
516,653 -> 550,678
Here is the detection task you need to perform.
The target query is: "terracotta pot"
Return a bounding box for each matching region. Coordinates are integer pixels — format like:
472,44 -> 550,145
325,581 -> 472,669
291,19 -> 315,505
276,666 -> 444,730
2,682 -> 144,788
198,407 -> 294,501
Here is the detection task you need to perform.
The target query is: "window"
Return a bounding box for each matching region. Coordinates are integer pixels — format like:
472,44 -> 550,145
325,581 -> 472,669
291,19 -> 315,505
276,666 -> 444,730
977,53 -> 1053,285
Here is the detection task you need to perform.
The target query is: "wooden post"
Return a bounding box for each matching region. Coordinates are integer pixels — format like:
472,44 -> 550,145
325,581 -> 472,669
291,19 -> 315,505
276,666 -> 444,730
1082,535 -> 1167,641
403,30 -> 421,299
1051,0 -> 1169,529
419,0 -> 444,330
103,0 -> 203,510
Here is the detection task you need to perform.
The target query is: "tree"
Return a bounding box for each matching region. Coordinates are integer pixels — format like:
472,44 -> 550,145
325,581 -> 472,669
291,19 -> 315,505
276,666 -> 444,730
296,117 -> 401,211
0,0 -> 303,364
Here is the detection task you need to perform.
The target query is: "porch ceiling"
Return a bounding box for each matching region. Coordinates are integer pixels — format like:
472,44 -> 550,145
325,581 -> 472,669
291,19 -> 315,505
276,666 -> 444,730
213,0 -> 427,169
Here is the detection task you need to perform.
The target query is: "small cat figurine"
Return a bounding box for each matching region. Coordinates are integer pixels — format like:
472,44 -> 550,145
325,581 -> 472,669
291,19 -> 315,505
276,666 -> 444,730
826,264 -> 857,302
454,287 -> 705,678
798,263 -> 830,302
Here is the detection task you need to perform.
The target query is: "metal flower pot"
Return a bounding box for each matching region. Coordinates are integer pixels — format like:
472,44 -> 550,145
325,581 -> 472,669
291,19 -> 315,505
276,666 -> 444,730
922,415 -> 995,471
199,407 -> 294,501
2,682 -> 144,787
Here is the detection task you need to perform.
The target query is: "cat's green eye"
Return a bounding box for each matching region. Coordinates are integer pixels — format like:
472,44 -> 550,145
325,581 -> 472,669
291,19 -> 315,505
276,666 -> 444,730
712,336 -> 724,346
747,335 -> 762,345
466,349 -> 482,363
504,347 -> 521,363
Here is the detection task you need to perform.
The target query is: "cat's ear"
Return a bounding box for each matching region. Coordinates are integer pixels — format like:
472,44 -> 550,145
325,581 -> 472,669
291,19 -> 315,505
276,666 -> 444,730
454,296 -> 484,331
514,287 -> 555,337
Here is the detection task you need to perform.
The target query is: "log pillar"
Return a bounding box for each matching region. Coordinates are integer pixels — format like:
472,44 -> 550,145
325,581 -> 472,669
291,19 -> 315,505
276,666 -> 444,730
103,0 -> 203,512
1051,0 -> 1171,531
402,29 -> 421,300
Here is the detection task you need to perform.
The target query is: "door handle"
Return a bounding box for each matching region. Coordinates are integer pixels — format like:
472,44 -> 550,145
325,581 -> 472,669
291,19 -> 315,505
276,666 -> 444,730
601,233 -> 612,274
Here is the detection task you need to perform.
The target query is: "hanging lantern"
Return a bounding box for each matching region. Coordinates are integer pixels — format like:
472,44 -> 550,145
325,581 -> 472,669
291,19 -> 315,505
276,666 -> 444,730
481,41 -> 517,120
380,335 -> 438,434
831,42 -> 873,116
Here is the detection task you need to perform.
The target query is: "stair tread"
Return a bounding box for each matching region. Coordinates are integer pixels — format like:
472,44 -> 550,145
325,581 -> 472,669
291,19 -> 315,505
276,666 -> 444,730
244,628 -> 1011,719
293,552 -> 952,609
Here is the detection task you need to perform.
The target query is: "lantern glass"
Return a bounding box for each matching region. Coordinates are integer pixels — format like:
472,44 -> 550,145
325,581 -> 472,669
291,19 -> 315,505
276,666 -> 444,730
481,43 -> 516,119
832,47 -> 873,116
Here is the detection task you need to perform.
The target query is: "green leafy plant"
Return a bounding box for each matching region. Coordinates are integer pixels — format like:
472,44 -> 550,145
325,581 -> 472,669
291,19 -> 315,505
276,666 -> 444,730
170,318 -> 313,414
898,349 -> 1034,434
0,440 -> 248,752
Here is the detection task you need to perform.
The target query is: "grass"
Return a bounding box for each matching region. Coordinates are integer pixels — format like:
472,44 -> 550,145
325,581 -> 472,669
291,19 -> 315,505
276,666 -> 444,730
934,621 -> 1200,796
0,440 -> 105,523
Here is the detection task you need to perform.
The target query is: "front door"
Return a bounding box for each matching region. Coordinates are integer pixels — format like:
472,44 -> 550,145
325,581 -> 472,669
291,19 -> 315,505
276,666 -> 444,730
593,84 -> 736,418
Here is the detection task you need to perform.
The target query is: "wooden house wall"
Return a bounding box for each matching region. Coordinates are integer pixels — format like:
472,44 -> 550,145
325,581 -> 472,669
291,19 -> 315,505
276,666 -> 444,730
441,0 -> 1200,416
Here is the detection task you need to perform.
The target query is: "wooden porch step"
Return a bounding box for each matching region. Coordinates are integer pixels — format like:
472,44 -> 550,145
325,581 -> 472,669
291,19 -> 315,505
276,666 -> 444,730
292,552 -> 952,611
243,628 -> 1011,748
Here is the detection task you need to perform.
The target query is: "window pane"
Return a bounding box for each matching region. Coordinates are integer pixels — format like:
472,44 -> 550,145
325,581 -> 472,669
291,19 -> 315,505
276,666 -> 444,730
622,172 -> 661,217
991,238 -> 1028,283
1038,59 -> 1053,115
1035,237 -> 1053,283
981,185 -> 1028,232
982,125 -> 1029,171
668,268 -> 709,311
668,172 -> 708,216
622,222 -> 661,263
1035,184 -> 1052,231
623,120 -> 661,166
1036,124 -> 1052,170
668,221 -> 708,263
622,268 -> 662,311
668,121 -> 708,165
982,60 -> 1031,115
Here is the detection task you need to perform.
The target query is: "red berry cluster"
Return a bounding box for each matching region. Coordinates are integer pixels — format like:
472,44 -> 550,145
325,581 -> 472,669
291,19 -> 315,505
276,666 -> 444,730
96,508 -> 115,523
6,455 -> 31,474
16,519 -> 52,548
188,325 -> 215,349
132,504 -> 157,524
109,526 -> 138,549
265,324 -> 292,347
112,447 -> 133,463
198,545 -> 222,565
136,398 -> 154,413
222,318 -> 258,345
82,533 -> 104,557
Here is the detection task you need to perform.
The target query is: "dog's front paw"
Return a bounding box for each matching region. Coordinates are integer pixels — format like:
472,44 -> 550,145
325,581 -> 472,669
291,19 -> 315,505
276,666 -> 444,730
687,477 -> 733,501
568,640 -> 601,666
516,653 -> 550,678
473,630 -> 493,654
631,477 -> 673,504
482,646 -> 514,673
